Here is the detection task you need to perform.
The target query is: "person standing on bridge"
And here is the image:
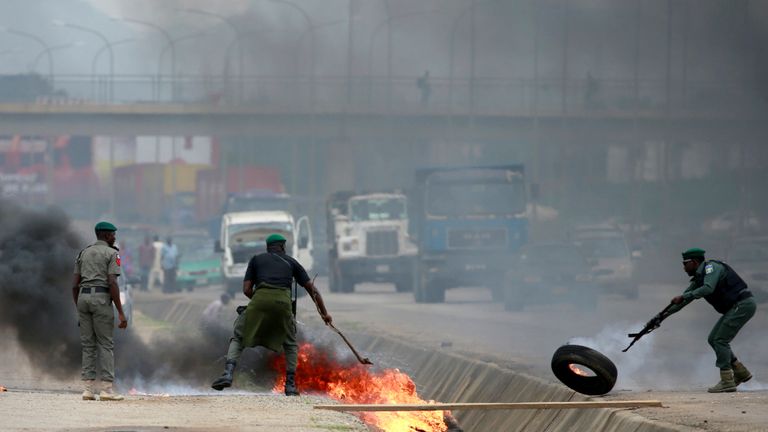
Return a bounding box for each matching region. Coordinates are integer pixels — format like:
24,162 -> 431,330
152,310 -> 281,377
211,234 -> 333,395
72,221 -> 128,401
664,248 -> 756,393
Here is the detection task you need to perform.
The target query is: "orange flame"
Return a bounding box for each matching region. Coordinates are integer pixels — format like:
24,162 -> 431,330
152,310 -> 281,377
569,364 -> 591,377
271,343 -> 447,432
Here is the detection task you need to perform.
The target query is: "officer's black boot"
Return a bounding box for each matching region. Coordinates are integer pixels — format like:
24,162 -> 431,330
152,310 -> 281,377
284,371 -> 299,396
211,360 -> 236,391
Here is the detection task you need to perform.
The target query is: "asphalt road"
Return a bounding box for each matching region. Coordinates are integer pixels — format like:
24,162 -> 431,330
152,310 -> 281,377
316,277 -> 768,431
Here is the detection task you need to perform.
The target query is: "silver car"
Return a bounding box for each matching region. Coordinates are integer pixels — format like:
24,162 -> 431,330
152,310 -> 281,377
572,227 -> 638,299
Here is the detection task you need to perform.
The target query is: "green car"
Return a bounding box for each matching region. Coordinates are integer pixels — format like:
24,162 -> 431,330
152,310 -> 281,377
175,234 -> 223,291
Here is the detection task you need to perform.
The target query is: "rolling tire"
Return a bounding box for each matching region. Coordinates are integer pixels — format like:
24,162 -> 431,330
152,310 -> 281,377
551,344 -> 617,396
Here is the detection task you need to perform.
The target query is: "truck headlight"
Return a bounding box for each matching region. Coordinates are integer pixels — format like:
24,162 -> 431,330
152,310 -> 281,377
342,239 -> 359,251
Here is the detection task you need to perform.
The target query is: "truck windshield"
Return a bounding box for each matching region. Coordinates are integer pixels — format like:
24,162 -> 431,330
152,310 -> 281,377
227,223 -> 294,263
349,197 -> 407,221
426,179 -> 526,217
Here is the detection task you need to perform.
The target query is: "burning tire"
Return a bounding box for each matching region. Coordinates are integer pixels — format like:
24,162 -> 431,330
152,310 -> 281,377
551,344 -> 617,396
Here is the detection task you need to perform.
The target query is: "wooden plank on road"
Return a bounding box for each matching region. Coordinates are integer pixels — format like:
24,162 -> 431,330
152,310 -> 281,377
314,400 -> 663,412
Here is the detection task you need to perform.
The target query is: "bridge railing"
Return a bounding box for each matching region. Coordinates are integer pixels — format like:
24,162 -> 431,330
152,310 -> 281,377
32,74 -> 765,116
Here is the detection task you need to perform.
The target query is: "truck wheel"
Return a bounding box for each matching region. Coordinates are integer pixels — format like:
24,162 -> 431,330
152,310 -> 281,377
414,270 -> 429,303
551,344 -> 617,395
421,278 -> 445,303
342,278 -> 355,293
395,275 -> 412,293
329,264 -> 341,293
426,282 -> 445,303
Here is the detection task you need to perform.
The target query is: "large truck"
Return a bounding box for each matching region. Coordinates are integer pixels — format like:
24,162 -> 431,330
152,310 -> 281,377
327,191 -> 417,293
410,165 -> 528,303
216,210 -> 314,294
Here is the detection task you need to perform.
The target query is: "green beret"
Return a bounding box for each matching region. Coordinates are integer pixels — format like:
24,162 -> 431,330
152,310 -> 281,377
94,221 -> 117,232
682,248 -> 705,260
266,233 -> 287,244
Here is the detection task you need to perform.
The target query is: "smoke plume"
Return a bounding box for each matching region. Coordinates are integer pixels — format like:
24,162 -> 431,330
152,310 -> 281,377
0,199 -> 364,390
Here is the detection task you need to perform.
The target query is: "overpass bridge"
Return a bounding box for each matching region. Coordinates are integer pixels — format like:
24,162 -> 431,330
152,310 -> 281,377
2,74 -> 765,143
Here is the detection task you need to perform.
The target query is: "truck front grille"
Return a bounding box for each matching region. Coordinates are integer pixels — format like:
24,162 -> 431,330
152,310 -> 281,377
366,230 -> 398,256
447,228 -> 508,249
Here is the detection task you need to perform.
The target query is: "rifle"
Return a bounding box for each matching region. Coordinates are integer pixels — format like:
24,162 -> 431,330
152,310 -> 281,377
622,303 -> 676,352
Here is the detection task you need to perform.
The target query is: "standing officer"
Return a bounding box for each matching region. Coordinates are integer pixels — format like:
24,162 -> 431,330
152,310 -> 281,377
665,248 -> 756,393
71,221 -> 129,401
211,233 -> 332,395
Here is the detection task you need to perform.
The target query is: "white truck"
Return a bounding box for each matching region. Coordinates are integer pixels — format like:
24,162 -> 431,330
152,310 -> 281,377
327,191 -> 417,293
216,210 -> 314,294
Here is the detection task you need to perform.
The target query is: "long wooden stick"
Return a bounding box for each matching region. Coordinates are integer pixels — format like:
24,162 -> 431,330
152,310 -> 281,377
314,400 -> 663,412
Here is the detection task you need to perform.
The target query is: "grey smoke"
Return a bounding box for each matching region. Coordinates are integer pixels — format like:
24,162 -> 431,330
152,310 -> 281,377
0,198 -> 363,389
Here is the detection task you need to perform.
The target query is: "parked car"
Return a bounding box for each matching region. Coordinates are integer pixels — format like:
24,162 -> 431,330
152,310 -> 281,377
174,231 -> 222,291
116,272 -> 137,323
727,236 -> 768,303
503,242 -> 597,311
571,226 -> 638,299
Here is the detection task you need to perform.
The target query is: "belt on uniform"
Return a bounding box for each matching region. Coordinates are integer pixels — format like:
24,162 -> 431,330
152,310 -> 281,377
80,287 -> 109,294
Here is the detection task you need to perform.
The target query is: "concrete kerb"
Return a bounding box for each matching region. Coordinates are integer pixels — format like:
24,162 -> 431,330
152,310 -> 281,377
136,294 -> 684,431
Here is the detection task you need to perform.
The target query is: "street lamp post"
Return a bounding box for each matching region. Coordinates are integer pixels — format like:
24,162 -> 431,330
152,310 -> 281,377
180,8 -> 243,102
448,0 -> 501,114
0,26 -> 54,85
159,32 -> 210,102
115,18 -> 177,100
367,8 -> 442,110
53,20 -> 115,101
91,39 -> 133,76
29,41 -> 84,75
268,0 -> 316,110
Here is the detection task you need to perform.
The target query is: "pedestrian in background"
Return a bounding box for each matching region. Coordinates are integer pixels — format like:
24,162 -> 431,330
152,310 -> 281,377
138,234 -> 155,291
147,235 -> 164,291
665,248 -> 756,393
71,221 -> 128,401
161,236 -> 179,293
202,292 -> 231,327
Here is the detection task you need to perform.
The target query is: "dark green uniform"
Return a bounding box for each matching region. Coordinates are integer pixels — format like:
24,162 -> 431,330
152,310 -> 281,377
668,260 -> 756,369
225,251 -> 310,373
74,240 -> 121,382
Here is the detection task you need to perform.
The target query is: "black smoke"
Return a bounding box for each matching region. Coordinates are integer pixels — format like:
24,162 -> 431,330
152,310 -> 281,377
0,199 -> 83,379
0,199 -> 360,389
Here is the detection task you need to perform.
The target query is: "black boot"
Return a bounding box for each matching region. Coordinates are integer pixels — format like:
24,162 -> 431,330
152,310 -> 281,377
284,371 -> 299,396
211,360 -> 236,391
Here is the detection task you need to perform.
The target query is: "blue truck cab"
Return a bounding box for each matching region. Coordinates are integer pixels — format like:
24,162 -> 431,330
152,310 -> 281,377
411,165 -> 528,303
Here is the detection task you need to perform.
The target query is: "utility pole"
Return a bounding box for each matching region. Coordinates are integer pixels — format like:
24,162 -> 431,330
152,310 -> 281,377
346,0 -> 355,108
